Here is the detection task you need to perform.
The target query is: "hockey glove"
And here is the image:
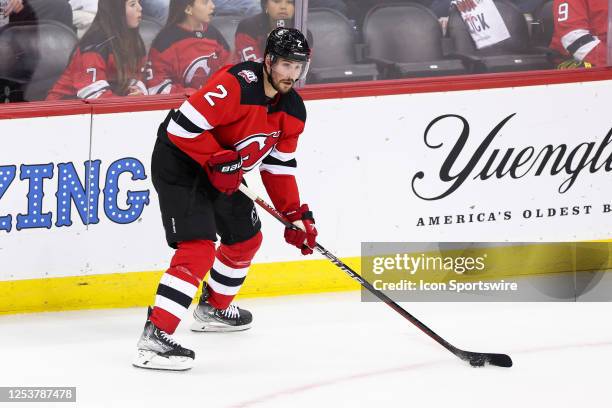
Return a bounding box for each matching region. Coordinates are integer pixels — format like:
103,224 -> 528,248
283,204 -> 317,255
205,150 -> 243,195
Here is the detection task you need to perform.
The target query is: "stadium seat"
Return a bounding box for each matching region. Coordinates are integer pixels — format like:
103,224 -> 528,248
306,8 -> 379,84
211,14 -> 243,54
362,3 -> 467,79
531,0 -> 554,47
0,21 -> 77,102
446,0 -> 553,73
139,18 -> 163,54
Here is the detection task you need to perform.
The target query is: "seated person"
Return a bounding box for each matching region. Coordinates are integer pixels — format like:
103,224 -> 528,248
430,0 -> 546,18
69,0 -> 98,38
141,0 -> 260,25
5,0 -> 73,28
47,0 -> 147,99
235,0 -> 312,63
146,0 -> 230,95
550,0 -> 607,67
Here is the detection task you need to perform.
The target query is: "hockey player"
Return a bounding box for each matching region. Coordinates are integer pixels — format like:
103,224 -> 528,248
47,0 -> 148,100
146,0 -> 231,95
550,0 -> 608,68
133,27 -> 317,371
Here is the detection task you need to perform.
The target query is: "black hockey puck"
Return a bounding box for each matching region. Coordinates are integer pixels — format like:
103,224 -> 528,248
469,358 -> 486,367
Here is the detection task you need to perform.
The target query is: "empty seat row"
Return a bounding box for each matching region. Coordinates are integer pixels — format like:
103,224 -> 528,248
309,0 -> 555,83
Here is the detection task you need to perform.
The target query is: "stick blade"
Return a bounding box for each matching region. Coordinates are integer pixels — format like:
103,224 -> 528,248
487,353 -> 513,367
459,351 -> 513,368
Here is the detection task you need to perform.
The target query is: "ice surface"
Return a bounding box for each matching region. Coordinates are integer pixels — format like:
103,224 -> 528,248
1,292 -> 610,407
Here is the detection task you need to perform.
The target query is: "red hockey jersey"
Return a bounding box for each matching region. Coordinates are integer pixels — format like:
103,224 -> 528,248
159,61 -> 307,212
234,13 -> 269,63
234,14 -> 312,64
550,0 -> 608,66
147,24 -> 231,95
47,33 -> 147,100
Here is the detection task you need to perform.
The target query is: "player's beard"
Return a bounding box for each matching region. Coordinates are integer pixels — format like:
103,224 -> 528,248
267,68 -> 295,94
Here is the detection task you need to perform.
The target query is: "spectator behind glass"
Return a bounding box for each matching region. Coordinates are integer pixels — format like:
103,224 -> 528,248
47,0 -> 147,100
550,0 -> 608,68
70,0 -> 98,38
4,0 -> 73,28
430,0 -> 546,17
146,0 -> 230,95
141,0 -> 260,25
235,0 -> 311,62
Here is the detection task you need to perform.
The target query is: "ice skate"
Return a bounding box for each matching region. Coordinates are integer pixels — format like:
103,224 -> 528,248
191,282 -> 252,332
133,307 -> 195,371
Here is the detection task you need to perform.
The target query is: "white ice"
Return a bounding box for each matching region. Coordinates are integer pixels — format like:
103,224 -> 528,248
2,292 -> 611,408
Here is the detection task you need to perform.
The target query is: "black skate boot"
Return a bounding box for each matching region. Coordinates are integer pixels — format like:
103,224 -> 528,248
133,307 -> 195,371
191,282 -> 252,332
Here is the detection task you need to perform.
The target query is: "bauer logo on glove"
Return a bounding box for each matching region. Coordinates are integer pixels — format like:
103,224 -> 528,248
205,150 -> 244,195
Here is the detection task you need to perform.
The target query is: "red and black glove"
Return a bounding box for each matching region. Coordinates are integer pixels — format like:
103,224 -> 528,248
283,204 -> 317,255
205,150 -> 243,195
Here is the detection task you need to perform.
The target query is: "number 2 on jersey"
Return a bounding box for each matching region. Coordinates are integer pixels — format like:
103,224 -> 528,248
204,85 -> 228,106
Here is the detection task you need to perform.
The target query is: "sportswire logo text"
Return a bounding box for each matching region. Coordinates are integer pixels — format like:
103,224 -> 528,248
411,113 -> 612,201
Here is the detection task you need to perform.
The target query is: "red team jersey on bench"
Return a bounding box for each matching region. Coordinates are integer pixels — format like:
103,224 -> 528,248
147,24 -> 231,95
47,32 -> 147,100
550,0 -> 608,66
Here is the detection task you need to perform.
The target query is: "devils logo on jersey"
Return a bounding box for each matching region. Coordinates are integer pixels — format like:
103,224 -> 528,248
235,131 -> 281,171
238,70 -> 258,83
183,53 -> 217,89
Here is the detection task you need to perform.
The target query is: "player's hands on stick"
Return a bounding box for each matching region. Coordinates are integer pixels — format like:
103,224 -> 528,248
283,204 -> 317,255
205,150 -> 243,195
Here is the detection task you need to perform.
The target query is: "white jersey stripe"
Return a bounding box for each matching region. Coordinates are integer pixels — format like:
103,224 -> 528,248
160,273 -> 199,299
207,276 -> 242,295
572,38 -> 600,61
167,118 -> 202,139
179,100 -> 214,131
155,295 -> 189,319
77,80 -> 110,99
560,29 -> 591,50
132,80 -> 148,95
148,79 -> 172,95
259,163 -> 297,176
269,147 -> 296,162
212,259 -> 249,279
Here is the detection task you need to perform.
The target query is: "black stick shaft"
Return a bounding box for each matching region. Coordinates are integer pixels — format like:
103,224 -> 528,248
238,185 -> 458,356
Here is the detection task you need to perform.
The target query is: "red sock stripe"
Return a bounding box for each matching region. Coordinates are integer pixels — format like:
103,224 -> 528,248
217,231 -> 263,269
206,285 -> 235,310
165,265 -> 200,288
171,239 -> 216,282
150,306 -> 181,334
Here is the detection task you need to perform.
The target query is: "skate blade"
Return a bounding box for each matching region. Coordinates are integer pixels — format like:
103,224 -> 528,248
190,320 -> 251,332
132,349 -> 193,371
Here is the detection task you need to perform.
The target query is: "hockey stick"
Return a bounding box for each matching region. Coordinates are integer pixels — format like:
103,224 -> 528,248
239,184 -> 512,368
